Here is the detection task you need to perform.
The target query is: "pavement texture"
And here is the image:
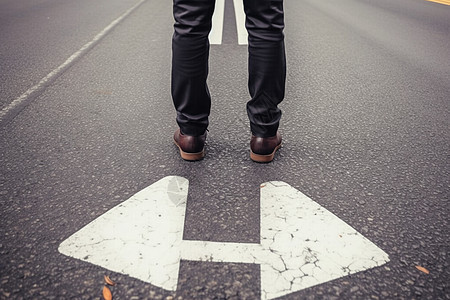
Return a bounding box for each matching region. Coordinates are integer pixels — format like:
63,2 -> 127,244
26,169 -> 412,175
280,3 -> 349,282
0,0 -> 449,299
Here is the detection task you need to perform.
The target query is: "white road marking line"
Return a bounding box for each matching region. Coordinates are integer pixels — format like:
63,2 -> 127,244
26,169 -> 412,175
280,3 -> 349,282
209,0 -> 225,45
209,0 -> 247,45
233,0 -> 248,45
59,177 -> 389,299
0,0 -> 147,123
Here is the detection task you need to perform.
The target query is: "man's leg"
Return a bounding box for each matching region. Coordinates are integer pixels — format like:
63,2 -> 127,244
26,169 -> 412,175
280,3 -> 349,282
172,0 -> 216,137
243,0 -> 286,138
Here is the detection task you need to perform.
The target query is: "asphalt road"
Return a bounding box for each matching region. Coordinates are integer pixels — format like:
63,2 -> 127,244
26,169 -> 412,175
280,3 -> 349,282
1,0 -> 449,299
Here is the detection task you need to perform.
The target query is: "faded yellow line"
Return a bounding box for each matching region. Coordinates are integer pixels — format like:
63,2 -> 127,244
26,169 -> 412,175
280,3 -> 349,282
425,0 -> 450,5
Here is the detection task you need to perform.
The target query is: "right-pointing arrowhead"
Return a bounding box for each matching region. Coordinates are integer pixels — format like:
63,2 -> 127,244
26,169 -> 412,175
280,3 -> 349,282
258,182 -> 389,300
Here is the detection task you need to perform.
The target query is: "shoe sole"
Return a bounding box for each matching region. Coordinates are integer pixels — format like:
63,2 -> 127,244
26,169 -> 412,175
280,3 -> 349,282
250,143 -> 281,163
174,140 -> 205,161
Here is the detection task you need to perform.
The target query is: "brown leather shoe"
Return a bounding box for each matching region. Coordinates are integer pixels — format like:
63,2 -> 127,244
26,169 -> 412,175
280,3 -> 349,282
173,129 -> 206,161
250,132 -> 282,163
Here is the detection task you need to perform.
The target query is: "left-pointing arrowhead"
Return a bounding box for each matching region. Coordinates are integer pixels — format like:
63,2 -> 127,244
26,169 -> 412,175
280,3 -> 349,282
58,176 -> 188,291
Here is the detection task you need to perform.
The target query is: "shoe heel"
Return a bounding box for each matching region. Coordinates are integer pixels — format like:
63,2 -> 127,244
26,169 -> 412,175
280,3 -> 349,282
179,149 -> 205,161
250,144 -> 281,163
250,151 -> 275,163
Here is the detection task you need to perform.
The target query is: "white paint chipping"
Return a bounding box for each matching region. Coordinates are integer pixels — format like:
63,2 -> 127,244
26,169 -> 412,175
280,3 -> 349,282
0,0 -> 147,122
59,177 -> 389,299
257,181 -> 389,299
181,182 -> 389,299
59,176 -> 188,291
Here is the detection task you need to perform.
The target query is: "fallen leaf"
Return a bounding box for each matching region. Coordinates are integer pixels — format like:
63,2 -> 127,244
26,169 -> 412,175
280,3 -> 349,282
103,285 -> 112,300
415,266 -> 430,274
104,275 -> 116,286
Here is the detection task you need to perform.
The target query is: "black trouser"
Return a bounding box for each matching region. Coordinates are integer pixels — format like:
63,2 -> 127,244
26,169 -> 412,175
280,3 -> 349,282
172,0 -> 286,138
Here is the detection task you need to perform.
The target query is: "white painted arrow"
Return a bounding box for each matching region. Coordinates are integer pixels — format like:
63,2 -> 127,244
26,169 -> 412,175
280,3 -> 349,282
59,177 -> 389,299
59,176 -> 189,290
